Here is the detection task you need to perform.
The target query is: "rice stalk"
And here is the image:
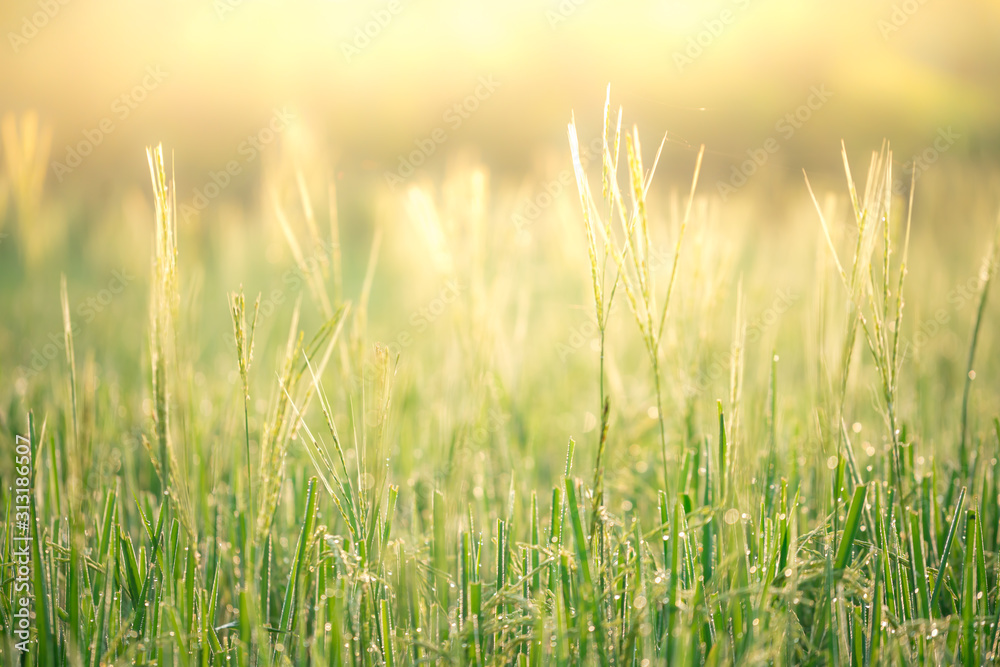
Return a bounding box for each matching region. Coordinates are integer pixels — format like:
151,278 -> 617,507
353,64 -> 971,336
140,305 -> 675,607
568,86 -> 705,499
959,213 -> 1000,468
60,274 -> 80,508
229,287 -> 261,576
255,302 -> 349,543
147,143 -> 196,541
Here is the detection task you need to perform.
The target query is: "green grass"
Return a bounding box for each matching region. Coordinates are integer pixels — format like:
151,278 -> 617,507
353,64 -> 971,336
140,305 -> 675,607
1,99 -> 1000,665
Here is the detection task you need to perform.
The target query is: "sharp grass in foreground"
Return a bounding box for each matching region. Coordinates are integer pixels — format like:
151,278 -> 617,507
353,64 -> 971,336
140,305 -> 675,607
1,100 -> 1000,666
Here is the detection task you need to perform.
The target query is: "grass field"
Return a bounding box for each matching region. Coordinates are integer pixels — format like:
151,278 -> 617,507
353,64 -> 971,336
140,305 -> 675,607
2,92 -> 1000,666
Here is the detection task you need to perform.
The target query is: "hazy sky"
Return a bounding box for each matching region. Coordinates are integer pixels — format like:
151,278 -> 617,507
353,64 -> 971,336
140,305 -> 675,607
2,0 -> 999,191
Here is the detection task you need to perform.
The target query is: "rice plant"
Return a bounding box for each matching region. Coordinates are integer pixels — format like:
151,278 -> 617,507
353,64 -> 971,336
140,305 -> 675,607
1,97 -> 999,667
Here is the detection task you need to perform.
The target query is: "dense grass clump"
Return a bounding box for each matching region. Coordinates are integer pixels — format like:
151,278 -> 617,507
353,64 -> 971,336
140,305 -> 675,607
1,99 -> 1000,666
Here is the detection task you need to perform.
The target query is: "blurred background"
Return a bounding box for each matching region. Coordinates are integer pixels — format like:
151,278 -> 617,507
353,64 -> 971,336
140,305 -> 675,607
2,0 -> 999,197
